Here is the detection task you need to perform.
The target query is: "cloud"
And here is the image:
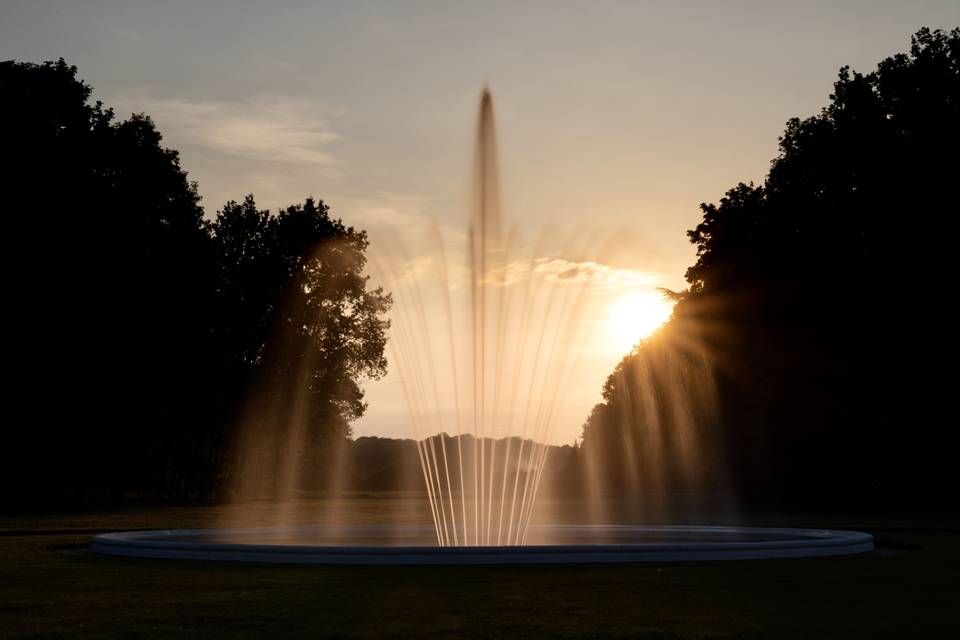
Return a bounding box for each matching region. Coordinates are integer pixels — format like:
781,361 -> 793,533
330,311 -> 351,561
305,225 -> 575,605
541,259 -> 662,287
486,257 -> 663,289
110,94 -> 341,168
110,27 -> 145,44
345,193 -> 433,230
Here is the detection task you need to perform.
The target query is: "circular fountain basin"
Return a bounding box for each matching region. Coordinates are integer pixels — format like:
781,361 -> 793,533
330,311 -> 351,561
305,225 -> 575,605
92,525 -> 872,565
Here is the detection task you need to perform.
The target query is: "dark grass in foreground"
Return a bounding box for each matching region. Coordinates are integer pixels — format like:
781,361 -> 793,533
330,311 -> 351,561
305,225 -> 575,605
1,506 -> 958,639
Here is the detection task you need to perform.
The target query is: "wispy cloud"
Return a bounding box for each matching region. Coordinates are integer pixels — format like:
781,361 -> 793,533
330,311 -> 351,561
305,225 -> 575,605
488,258 -> 663,289
110,94 -> 341,168
346,193 -> 433,230
110,27 -> 145,44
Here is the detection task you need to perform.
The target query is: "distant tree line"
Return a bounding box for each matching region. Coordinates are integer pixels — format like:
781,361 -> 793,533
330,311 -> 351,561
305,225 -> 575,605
303,435 -> 574,495
0,59 -> 390,506
571,28 -> 959,513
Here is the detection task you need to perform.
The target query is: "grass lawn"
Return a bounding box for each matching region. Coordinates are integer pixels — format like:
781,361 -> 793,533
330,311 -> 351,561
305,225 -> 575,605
1,502 -> 957,639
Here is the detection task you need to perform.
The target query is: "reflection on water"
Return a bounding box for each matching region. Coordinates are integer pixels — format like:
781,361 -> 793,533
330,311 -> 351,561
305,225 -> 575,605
156,524 -> 819,548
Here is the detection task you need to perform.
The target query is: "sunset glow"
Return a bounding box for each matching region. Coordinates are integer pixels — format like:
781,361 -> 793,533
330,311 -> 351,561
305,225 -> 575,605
606,290 -> 674,354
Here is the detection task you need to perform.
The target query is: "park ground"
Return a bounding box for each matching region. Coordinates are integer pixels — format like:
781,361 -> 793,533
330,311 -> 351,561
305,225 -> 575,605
1,497 -> 958,639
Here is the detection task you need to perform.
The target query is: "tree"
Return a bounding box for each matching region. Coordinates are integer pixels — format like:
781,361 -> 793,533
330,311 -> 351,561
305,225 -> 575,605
211,195 -> 391,498
2,59 -> 215,503
576,28 -> 959,511
0,60 -> 391,506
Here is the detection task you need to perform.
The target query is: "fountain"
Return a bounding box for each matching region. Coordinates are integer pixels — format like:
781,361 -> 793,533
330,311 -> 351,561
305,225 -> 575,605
93,88 -> 873,564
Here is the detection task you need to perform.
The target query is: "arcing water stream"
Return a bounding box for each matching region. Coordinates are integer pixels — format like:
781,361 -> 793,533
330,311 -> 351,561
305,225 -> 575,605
376,89 -> 603,545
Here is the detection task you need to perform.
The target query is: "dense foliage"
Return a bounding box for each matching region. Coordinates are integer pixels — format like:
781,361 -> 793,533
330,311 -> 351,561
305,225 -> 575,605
0,59 -> 390,505
576,28 -> 959,511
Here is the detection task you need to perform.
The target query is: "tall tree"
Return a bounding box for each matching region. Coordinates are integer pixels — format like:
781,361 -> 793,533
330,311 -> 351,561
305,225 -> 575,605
2,59 -> 214,502
0,60 -> 391,505
577,28 -> 959,511
213,196 -> 391,498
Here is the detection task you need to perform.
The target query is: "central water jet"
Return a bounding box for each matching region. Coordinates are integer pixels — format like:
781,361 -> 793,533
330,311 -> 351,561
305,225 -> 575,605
374,87 -> 601,546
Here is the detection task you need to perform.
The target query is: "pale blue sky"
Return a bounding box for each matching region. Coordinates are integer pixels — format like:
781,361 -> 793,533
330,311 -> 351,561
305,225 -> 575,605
3,1 -> 956,442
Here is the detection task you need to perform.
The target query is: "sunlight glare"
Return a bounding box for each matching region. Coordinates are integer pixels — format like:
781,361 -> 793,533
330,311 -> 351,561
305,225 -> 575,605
606,289 -> 673,354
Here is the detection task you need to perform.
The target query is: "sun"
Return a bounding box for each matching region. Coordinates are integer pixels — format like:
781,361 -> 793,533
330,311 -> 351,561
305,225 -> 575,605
605,290 -> 674,354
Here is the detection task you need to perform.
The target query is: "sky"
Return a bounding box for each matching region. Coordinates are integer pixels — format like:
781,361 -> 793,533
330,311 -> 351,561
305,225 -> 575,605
3,1 -> 957,444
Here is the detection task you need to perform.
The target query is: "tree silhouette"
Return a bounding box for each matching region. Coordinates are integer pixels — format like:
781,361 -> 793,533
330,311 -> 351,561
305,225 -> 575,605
0,59 -> 390,506
575,27 -> 959,512
213,195 -> 391,497
2,59 -> 214,502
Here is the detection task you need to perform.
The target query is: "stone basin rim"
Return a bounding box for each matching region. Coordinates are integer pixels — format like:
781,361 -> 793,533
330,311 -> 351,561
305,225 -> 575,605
91,525 -> 874,564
